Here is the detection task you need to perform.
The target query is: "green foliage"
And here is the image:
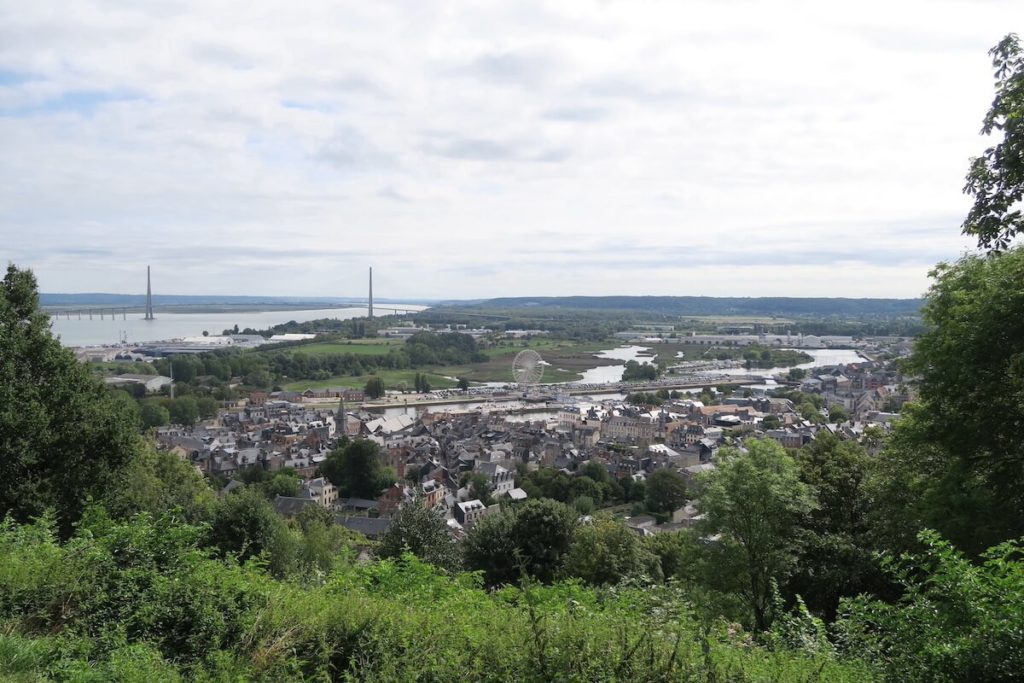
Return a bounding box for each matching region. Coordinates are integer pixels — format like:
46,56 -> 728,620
798,401 -> 823,424
837,530 -> 1024,682
0,265 -> 143,535
207,488 -> 284,563
378,501 -> 461,572
363,375 -> 385,398
0,514 -> 874,681
572,495 -> 595,515
520,467 -> 573,503
195,396 -> 219,420
895,247 -> 1024,550
413,372 -> 432,392
621,359 -> 658,381
320,439 -> 394,499
626,391 -> 662,406
140,401 -> 171,429
264,472 -> 301,499
103,448 -> 216,524
789,434 -> 884,621
463,499 -> 577,587
827,404 -> 849,423
170,357 -> 198,383
462,471 -> 494,506
243,368 -> 272,389
562,514 -> 656,585
698,439 -> 817,630
962,34 -> 1024,251
646,468 -> 689,513
168,396 -> 198,426
405,331 -> 486,366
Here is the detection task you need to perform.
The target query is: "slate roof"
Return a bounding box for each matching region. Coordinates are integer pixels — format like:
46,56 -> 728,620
273,495 -> 319,517
336,516 -> 392,539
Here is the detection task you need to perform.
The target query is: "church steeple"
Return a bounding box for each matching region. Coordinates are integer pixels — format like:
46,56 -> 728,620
337,394 -> 347,438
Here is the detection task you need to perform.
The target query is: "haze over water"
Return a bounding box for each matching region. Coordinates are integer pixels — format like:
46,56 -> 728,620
50,305 -> 427,347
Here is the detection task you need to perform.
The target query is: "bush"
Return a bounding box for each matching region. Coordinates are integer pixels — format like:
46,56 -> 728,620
836,530 -> 1024,682
0,514 -> 874,681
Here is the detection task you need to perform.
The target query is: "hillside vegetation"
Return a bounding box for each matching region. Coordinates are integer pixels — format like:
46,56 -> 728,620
0,513 -> 874,681
471,296 -> 922,318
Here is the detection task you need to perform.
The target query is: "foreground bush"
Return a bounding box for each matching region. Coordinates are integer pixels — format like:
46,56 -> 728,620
0,513 -> 873,681
836,530 -> 1024,682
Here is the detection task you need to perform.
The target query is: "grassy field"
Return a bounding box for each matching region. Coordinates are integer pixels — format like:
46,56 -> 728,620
643,341 -> 812,365
282,338 -> 625,389
441,338 -> 621,384
282,340 -> 402,356
283,369 -> 458,391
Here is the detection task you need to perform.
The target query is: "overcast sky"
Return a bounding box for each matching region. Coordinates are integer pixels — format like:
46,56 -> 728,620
1,1 -> 1019,299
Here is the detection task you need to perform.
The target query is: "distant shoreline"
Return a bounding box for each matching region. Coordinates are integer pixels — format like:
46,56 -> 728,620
43,303 -> 383,315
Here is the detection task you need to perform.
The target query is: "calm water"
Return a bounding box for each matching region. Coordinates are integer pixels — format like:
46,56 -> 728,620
50,305 -> 427,347
572,345 -> 656,384
721,348 -> 867,377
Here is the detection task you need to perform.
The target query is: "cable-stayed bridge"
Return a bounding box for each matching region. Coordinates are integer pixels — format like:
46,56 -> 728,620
45,266 -> 425,321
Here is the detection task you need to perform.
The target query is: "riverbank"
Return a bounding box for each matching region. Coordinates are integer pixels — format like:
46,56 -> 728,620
51,304 -> 428,347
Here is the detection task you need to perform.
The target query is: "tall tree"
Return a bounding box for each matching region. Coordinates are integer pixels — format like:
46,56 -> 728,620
463,498 -> 577,587
962,34 -> 1024,251
208,487 -> 284,562
884,247 -> 1024,553
320,439 -> 393,499
378,500 -> 460,572
103,447 -> 216,524
698,439 -> 816,630
169,396 -> 199,426
645,469 -> 688,513
139,401 -> 171,429
364,376 -> 385,399
562,515 -> 655,585
788,433 -> 883,621
0,265 -> 142,534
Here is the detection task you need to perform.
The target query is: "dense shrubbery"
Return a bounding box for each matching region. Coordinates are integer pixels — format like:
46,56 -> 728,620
836,531 -> 1024,682
0,513 -> 875,681
621,359 -> 658,381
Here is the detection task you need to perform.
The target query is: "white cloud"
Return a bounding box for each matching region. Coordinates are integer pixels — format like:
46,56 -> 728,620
0,0 -> 1013,299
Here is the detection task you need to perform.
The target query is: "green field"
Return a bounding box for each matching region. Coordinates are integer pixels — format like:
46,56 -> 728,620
479,338 -> 564,358
283,340 -> 402,356
645,341 -> 812,365
281,338 -> 624,390
283,369 -> 458,392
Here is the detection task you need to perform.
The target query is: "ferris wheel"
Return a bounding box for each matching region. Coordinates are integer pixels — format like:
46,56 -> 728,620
512,349 -> 545,387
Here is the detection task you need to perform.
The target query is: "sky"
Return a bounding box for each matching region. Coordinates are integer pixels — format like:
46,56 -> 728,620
1,0 -> 1020,300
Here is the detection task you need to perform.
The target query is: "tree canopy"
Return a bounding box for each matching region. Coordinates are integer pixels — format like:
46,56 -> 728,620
320,439 -> 395,499
698,439 -> 817,630
378,500 -> 461,573
645,468 -> 688,514
963,33 -> 1024,251
889,247 -> 1024,551
463,498 -> 577,587
0,265 -> 142,534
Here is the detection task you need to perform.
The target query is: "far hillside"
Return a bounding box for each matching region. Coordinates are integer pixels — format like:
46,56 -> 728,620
468,296 -> 922,318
